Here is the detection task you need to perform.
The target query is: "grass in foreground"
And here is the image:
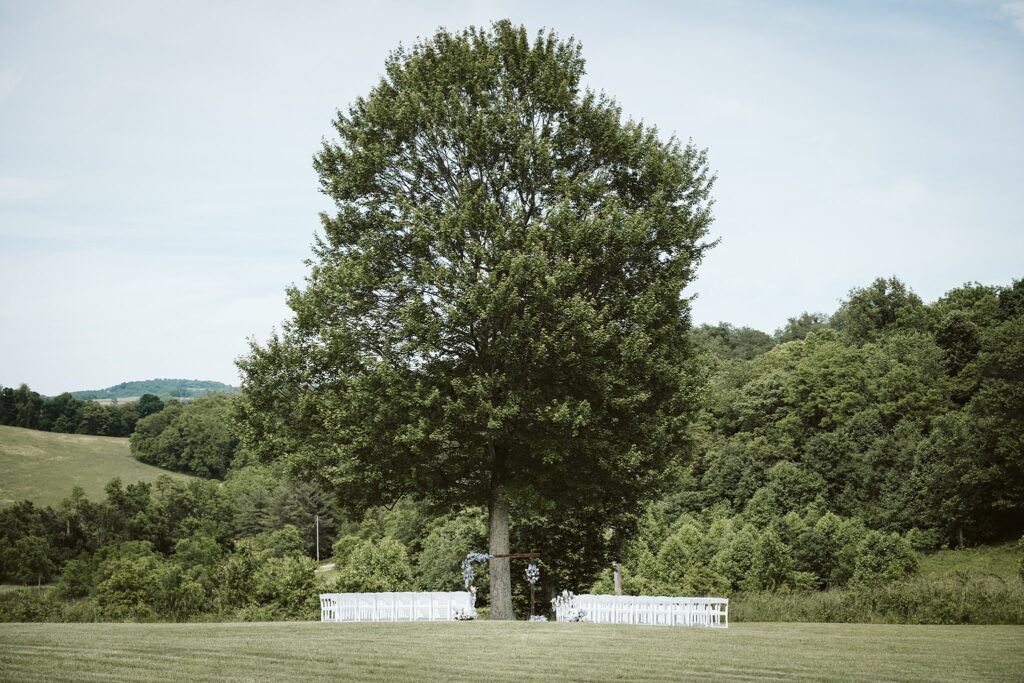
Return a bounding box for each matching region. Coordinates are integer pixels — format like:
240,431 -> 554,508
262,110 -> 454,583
0,425 -> 194,507
1,621 -> 1022,682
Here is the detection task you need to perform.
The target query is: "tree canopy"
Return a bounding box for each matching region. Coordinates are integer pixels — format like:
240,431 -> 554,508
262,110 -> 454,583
130,395 -> 239,479
3,276 -> 1023,625
237,21 -> 714,618
686,277 -> 1024,547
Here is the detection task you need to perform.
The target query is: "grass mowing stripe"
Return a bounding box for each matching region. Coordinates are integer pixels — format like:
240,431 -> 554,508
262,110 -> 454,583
2,621 -> 1023,682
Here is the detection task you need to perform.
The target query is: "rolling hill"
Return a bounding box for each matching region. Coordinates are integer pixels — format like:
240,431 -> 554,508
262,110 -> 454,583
0,425 -> 194,507
69,379 -> 238,401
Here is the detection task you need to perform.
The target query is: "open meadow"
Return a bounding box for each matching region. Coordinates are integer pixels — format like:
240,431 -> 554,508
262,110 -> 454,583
0,425 -> 193,507
1,621 -> 1022,682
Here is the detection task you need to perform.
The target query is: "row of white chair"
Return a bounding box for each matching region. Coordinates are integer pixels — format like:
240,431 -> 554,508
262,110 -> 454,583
557,594 -> 729,628
320,591 -> 473,622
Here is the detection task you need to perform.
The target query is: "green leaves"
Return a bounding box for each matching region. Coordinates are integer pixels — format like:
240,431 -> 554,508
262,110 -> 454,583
239,21 -> 714,558
130,396 -> 238,479
235,24 -> 718,612
331,536 -> 415,593
688,275 -> 1024,548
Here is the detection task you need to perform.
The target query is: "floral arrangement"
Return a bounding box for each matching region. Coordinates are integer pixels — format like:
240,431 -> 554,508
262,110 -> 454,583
551,590 -> 587,622
550,589 -> 575,609
453,607 -> 478,621
562,608 -> 588,622
525,563 -> 540,585
528,615 -> 548,622
461,552 -> 493,589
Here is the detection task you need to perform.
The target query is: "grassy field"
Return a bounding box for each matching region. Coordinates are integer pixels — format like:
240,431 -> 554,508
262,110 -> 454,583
921,542 -> 1020,580
0,621 -> 1021,682
0,425 -> 194,507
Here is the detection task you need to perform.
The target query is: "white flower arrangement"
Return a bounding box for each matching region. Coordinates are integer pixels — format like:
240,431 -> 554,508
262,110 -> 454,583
550,589 -> 575,610
562,608 -> 588,622
551,590 -> 587,622
528,615 -> 548,622
461,552 -> 493,588
525,562 -> 540,585
453,607 -> 478,621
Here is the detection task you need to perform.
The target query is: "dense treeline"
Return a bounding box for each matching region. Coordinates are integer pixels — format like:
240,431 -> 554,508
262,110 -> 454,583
580,277 -> 1024,617
0,469 -> 503,622
0,469 -> 338,621
0,385 -> 165,437
2,276 -> 1022,624
682,277 -> 1024,547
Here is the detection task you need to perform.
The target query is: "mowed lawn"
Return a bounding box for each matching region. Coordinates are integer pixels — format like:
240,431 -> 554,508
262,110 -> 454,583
0,425 -> 193,507
1,621 -> 1022,682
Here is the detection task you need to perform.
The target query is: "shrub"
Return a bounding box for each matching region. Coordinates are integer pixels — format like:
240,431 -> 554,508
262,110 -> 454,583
851,531 -> 919,586
94,553 -> 166,620
235,526 -> 306,560
55,556 -> 97,599
217,545 -> 263,611
905,527 -> 943,552
250,555 -> 319,619
159,566 -> 208,622
171,534 -> 223,596
730,574 -> 1024,624
59,598 -> 102,622
0,588 -> 59,622
415,510 -> 487,591
333,536 -> 414,593
788,571 -> 820,591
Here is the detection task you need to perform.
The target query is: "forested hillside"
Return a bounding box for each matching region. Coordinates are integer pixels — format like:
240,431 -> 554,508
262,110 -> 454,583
70,379 -> 238,400
591,277 -> 1024,607
0,386 -> 166,437
687,277 -> 1023,546
569,278 -> 1024,626
0,381 -> 236,439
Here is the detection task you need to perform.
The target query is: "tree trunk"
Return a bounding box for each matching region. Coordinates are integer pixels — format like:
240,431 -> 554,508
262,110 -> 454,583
611,527 -> 622,595
488,489 -> 513,620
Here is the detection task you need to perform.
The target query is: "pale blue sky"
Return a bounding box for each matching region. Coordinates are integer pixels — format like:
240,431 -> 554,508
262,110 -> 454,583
2,0 -> 1022,395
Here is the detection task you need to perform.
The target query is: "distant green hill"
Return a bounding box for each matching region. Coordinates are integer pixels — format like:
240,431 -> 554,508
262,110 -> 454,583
0,425 -> 195,507
69,379 -> 238,401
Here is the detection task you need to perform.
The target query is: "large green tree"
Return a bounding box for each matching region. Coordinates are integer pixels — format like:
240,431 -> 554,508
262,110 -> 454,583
237,21 -> 713,618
